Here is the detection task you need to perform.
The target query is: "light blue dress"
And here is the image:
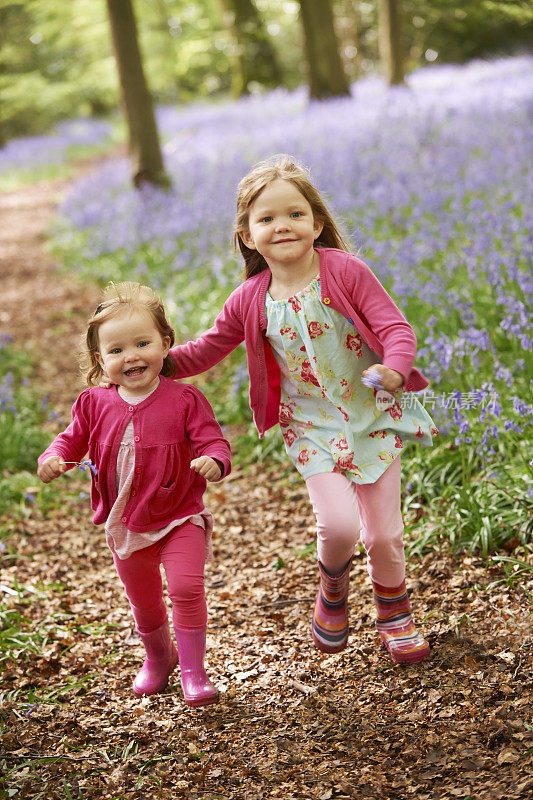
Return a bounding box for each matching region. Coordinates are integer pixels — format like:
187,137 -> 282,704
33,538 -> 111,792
265,278 -> 438,484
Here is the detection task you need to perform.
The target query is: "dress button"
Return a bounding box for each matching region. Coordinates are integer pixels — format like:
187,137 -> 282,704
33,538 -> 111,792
134,435 -> 140,442
323,297 -> 331,305
128,405 -> 134,412
121,516 -> 127,524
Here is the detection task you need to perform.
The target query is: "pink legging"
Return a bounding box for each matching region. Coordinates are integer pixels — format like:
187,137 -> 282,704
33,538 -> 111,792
305,455 -> 405,586
113,521 -> 207,634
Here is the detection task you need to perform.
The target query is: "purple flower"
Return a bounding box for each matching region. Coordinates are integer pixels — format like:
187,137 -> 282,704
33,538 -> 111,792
361,369 -> 383,389
75,459 -> 98,476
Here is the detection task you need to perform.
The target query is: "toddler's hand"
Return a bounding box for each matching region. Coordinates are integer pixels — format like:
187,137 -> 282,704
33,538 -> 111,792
37,455 -> 67,483
190,456 -> 222,482
362,364 -> 404,393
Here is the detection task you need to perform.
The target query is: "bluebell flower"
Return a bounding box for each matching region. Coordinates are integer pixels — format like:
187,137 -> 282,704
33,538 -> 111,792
361,368 -> 383,389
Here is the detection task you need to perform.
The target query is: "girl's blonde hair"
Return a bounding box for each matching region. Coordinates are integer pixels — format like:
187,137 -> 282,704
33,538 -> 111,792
234,155 -> 351,279
83,282 -> 176,386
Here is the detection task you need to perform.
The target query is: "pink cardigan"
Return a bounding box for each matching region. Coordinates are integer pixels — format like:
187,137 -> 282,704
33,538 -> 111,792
170,247 -> 429,437
38,377 -> 231,531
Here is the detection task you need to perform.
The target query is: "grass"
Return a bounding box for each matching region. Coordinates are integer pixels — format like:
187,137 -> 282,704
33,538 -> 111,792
403,437 -> 532,557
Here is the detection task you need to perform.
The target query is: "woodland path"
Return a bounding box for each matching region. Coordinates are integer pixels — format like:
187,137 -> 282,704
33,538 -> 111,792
0,173 -> 531,800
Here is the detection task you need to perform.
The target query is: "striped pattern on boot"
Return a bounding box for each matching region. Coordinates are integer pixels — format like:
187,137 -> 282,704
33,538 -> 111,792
373,580 -> 430,665
312,559 -> 352,653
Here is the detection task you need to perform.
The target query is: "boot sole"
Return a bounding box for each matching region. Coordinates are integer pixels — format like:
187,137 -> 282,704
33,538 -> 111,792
312,630 -> 348,654
381,642 -> 431,665
184,691 -> 219,708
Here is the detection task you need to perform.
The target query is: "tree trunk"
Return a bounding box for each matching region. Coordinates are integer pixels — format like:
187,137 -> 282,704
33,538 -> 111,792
106,0 -> 169,188
218,0 -> 283,96
378,0 -> 405,86
298,0 -> 350,99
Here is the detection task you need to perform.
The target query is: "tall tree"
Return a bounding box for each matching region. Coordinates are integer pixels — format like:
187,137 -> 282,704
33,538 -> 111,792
106,0 -> 169,188
378,0 -> 405,85
218,0 -> 283,96
298,0 -> 350,99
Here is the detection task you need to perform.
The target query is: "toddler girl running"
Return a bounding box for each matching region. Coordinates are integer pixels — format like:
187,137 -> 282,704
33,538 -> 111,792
37,282 -> 231,705
168,155 -> 439,664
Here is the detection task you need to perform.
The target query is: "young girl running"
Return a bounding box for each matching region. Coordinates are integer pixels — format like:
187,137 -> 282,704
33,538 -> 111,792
37,282 -> 231,705
168,155 -> 438,664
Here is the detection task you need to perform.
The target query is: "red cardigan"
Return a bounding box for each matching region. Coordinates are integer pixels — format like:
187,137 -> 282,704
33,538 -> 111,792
38,378 -> 231,531
170,247 -> 429,437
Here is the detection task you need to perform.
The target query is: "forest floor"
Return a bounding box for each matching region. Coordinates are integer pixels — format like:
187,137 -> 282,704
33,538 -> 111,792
0,174 -> 532,800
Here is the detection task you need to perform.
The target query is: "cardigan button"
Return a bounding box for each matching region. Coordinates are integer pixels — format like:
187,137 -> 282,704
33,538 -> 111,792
121,516 -> 127,524
348,318 -> 354,324
323,297 -> 331,304
134,435 -> 140,443
128,405 -> 134,412
131,489 -> 137,497
135,466 -> 142,474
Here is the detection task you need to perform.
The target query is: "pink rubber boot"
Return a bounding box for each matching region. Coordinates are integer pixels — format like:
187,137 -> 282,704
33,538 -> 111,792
174,626 -> 219,707
132,621 -> 179,697
312,559 -> 352,653
373,579 -> 430,665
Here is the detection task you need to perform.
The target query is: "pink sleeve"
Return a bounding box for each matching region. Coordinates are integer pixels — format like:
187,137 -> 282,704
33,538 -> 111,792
170,287 -> 245,378
38,391 -> 91,468
183,387 -> 232,478
346,256 -> 417,382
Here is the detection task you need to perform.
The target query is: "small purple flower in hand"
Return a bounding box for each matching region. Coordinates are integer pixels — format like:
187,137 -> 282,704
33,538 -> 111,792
71,459 -> 98,476
361,368 -> 383,390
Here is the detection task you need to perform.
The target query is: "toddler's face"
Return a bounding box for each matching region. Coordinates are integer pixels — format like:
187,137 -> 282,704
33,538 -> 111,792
240,179 -> 323,269
96,308 -> 170,396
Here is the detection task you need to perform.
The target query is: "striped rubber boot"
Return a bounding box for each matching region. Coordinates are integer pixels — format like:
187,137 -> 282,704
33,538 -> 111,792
373,580 -> 430,664
312,559 -> 352,653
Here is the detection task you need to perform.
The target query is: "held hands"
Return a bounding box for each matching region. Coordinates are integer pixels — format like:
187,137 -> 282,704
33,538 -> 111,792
190,456 -> 222,482
362,364 -> 404,393
37,455 -> 67,483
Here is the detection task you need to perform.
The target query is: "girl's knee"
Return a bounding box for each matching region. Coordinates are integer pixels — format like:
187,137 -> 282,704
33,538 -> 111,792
170,577 -> 207,629
315,507 -> 360,547
168,573 -> 205,608
361,523 -> 405,558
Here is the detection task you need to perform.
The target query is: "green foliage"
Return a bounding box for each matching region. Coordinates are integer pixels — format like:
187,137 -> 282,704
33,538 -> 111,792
0,398 -> 52,474
0,341 -> 54,521
0,368 -> 50,475
401,0 -> 533,65
2,0 -> 532,141
0,0 -> 118,141
403,439 -> 532,558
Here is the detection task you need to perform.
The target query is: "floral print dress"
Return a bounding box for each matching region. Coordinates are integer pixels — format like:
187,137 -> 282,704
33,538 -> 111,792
265,278 -> 438,484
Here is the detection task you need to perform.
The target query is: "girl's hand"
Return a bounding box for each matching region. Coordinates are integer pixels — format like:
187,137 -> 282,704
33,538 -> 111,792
362,364 -> 404,393
190,456 -> 222,482
37,455 -> 67,483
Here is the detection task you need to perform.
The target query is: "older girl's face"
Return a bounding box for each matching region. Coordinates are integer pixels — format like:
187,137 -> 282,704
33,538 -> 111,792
96,308 -> 170,396
240,179 -> 323,271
